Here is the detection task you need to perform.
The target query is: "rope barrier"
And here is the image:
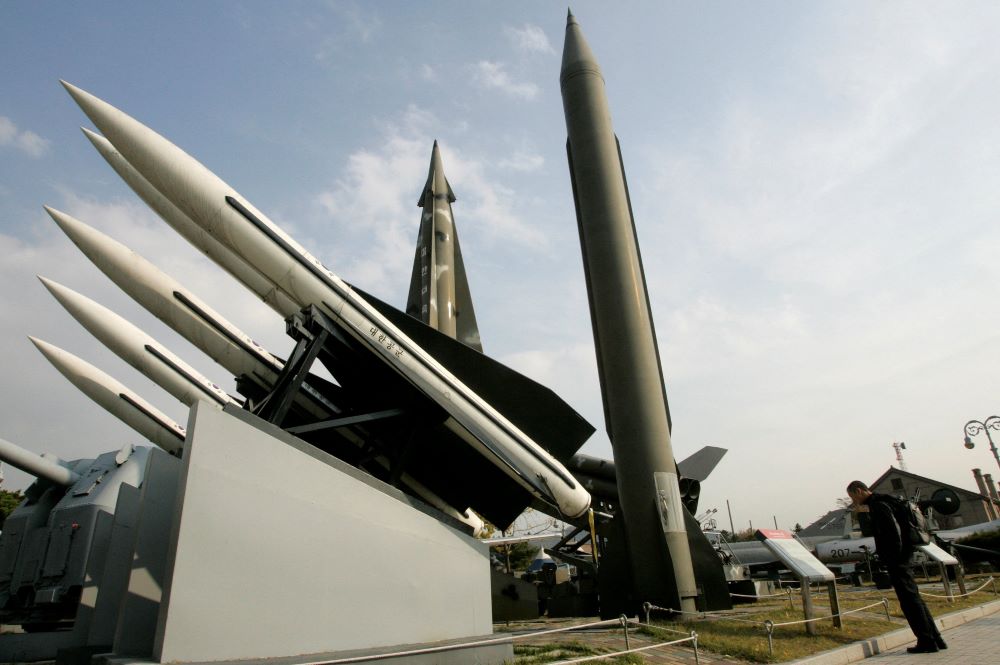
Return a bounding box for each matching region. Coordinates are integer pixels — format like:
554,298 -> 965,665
644,602 -> 766,625
547,634 -> 698,665
765,599 -> 890,629
920,576 -> 996,599
762,599 -> 891,657
305,617 -> 632,664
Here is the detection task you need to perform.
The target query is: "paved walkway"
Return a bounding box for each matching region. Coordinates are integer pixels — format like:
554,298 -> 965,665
863,612 -> 1000,663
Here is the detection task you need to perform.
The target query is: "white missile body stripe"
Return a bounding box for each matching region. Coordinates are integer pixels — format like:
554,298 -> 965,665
64,81 -> 590,518
46,206 -> 285,393
39,276 -> 238,411
81,128 -> 300,318
28,336 -> 185,455
47,213 -> 484,535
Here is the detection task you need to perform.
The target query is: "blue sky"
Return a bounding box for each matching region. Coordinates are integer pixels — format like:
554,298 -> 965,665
2,2 -> 1000,530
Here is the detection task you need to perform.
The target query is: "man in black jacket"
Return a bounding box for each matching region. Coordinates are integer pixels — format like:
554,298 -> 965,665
846,480 -> 946,654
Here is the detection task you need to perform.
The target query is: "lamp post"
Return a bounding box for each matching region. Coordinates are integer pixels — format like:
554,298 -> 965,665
963,416 -> 1000,473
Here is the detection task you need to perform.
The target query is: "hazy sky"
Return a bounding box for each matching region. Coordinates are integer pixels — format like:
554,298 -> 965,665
2,2 -> 999,531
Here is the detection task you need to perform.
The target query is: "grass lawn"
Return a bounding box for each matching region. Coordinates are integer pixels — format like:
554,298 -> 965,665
641,576 -> 997,663
503,574 -> 998,664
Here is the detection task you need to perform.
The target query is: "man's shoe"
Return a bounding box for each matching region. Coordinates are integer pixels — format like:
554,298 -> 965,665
934,638 -> 948,650
906,643 -> 939,654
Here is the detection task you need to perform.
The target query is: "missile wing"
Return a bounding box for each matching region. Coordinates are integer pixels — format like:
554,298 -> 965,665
64,81 -> 593,526
28,337 -> 185,455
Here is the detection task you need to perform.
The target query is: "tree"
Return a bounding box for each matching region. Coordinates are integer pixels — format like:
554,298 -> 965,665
794,522 -> 803,533
0,489 -> 24,528
492,543 -> 540,571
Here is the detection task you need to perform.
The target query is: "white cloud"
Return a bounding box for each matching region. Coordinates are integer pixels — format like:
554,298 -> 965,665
0,116 -> 50,158
504,24 -> 554,55
471,61 -> 539,100
498,150 -> 544,173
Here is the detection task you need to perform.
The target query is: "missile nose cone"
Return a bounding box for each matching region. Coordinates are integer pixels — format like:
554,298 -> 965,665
81,126 -> 108,150
36,274 -> 58,294
28,335 -> 60,363
418,141 -> 456,206
43,204 -> 73,232
560,10 -> 602,83
60,80 -> 108,124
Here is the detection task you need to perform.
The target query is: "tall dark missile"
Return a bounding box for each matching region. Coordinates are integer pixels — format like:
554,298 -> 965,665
560,12 -> 698,611
406,142 -> 482,352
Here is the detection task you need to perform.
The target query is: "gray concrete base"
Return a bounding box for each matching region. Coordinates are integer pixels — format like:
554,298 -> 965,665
98,633 -> 512,665
789,598 -> 1000,665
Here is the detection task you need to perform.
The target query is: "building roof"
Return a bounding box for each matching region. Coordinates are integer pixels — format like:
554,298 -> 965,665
799,507 -> 850,537
871,466 -> 994,502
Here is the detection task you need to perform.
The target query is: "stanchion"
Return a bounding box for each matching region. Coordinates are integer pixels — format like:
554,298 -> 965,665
619,614 -> 629,651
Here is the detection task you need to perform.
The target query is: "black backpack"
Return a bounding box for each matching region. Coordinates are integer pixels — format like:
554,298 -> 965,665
889,496 -> 931,545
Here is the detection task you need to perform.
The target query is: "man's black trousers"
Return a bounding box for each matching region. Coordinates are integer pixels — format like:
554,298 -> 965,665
887,562 -> 940,644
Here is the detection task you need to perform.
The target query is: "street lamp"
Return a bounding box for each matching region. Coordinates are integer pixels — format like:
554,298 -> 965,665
963,416 -> 1000,473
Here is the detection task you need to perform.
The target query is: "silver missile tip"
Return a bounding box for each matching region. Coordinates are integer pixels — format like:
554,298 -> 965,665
80,126 -> 107,145
560,7 -> 600,81
59,79 -> 86,101
42,205 -> 74,232
36,274 -> 57,292
27,335 -> 56,358
419,141 -> 455,206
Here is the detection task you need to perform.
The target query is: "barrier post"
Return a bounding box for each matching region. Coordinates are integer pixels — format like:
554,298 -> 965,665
937,562 -> 954,603
619,614 -> 630,651
764,620 -> 775,657
800,580 -> 817,635
827,580 -> 843,629
881,597 -> 891,621
691,630 -> 700,665
643,601 -> 652,625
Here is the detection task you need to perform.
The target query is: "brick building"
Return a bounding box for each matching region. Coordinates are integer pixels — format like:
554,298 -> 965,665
869,466 -> 999,529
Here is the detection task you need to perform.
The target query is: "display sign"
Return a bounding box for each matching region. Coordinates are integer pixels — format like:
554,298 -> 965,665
918,542 -> 959,566
756,529 -> 836,582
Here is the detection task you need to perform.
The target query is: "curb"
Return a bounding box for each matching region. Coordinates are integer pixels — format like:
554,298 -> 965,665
786,599 -> 1000,665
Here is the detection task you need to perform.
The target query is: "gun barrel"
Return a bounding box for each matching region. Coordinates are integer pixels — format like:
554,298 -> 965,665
0,437 -> 80,486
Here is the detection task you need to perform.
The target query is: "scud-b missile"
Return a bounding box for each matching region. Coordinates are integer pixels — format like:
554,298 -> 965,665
406,142 -> 482,351
62,81 -> 592,527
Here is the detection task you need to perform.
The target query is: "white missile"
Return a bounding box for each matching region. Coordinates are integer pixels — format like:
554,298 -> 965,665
44,206 -> 287,400
62,81 -> 591,518
45,212 -> 484,535
80,128 -> 299,317
28,336 -> 185,455
38,276 -> 239,411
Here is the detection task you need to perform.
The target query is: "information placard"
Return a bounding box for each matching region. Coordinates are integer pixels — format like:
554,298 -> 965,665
756,529 -> 835,582
918,542 -> 959,566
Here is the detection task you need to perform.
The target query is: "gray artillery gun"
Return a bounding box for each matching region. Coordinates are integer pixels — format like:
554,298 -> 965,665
0,437 -> 149,632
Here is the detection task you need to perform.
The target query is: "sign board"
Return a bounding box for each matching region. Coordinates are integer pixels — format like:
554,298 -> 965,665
756,529 -> 836,582
918,542 -> 959,566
